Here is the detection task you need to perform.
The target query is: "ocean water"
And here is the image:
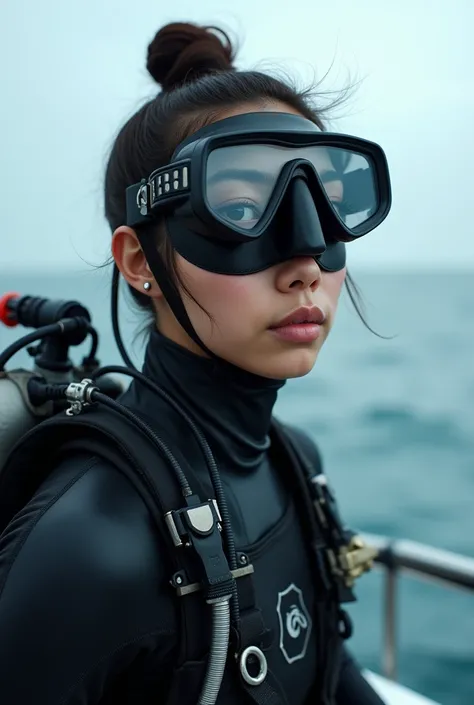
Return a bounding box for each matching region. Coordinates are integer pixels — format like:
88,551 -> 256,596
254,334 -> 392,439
1,267 -> 473,705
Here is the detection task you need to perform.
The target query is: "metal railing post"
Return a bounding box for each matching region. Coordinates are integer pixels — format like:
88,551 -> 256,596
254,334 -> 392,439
383,567 -> 397,680
361,532 -> 474,685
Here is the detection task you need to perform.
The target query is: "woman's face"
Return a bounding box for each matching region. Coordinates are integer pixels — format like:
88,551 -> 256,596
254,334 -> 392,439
155,101 -> 347,380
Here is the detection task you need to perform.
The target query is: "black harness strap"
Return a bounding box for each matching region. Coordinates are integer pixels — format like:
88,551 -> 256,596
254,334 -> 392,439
0,407 -> 352,705
270,419 -> 356,704
0,408 -> 215,705
269,421 -> 338,704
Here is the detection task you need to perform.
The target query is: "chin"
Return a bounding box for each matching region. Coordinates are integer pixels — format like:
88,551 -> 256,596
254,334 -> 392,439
255,347 -> 320,380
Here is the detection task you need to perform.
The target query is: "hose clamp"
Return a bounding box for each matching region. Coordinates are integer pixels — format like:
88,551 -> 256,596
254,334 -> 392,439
65,378 -> 97,416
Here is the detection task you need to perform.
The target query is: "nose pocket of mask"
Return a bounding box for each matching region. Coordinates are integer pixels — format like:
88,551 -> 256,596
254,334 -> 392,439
278,177 -> 327,259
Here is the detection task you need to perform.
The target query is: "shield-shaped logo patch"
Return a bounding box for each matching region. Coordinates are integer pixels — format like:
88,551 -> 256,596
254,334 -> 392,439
276,583 -> 312,664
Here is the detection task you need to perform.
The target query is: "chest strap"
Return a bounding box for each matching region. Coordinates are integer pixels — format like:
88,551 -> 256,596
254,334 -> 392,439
271,420 -> 377,601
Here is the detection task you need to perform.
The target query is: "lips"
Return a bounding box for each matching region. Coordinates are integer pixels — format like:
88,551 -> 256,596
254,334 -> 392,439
270,306 -> 326,329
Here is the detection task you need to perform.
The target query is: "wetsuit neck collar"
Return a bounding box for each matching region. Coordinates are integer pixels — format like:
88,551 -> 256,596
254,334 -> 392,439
142,329 -> 286,471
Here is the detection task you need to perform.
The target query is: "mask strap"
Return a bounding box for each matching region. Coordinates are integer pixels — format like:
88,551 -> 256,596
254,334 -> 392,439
137,232 -> 217,360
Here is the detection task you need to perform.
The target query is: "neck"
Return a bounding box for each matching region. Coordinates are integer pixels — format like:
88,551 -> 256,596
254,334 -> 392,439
141,329 -> 286,471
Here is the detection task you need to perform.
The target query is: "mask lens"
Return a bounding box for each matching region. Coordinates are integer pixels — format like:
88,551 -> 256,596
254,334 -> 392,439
323,147 -> 377,229
205,145 -> 278,230
205,143 -> 378,233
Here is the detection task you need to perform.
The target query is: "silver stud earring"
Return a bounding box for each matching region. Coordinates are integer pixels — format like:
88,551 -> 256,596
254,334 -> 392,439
143,281 -> 151,292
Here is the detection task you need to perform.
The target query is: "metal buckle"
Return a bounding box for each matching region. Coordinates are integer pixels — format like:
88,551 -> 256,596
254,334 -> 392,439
165,499 -> 222,547
171,562 -> 255,597
336,535 -> 379,587
136,180 -> 149,216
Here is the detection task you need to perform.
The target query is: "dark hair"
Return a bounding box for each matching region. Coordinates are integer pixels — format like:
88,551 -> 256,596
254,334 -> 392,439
104,21 -> 376,334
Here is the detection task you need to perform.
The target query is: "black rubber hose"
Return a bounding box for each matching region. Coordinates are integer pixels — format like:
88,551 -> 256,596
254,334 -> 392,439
92,364 -> 240,624
0,318 -> 86,372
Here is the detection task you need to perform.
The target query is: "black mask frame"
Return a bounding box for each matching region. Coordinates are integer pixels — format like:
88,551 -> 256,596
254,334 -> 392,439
121,112 -> 391,361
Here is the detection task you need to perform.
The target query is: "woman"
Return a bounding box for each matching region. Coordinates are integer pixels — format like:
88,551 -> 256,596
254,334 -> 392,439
0,21 -> 391,705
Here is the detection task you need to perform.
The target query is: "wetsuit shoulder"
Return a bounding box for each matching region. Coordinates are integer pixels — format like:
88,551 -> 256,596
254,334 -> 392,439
0,453 -> 178,705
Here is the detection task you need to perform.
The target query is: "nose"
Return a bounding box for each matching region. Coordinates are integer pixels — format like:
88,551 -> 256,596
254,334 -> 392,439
275,256 -> 322,293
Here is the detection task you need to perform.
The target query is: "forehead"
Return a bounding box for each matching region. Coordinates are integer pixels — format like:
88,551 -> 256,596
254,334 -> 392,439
207,143 -> 336,177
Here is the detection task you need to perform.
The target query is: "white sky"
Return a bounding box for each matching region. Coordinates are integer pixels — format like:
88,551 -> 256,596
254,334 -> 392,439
2,0 -> 473,271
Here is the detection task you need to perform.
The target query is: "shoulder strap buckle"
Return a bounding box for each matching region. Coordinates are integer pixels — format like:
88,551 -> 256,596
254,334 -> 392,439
331,534 -> 379,588
165,496 -> 235,602
310,475 -> 378,587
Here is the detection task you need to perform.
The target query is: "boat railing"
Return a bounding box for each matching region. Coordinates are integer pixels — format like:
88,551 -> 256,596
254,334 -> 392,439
361,532 -> 474,681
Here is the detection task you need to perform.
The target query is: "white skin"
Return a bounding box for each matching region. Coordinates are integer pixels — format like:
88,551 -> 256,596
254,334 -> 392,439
112,101 -> 346,380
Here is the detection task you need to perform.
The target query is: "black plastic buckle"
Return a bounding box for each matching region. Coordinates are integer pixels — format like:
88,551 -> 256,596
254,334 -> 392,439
165,496 -> 234,601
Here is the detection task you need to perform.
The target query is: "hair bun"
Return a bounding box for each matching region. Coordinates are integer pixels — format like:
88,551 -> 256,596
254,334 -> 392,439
146,22 -> 235,91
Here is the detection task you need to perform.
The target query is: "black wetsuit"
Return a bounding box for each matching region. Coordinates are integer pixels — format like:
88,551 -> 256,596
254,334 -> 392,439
0,330 -> 384,704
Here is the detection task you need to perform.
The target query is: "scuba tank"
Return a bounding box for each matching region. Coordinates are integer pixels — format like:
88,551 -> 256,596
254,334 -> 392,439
0,292 -> 124,470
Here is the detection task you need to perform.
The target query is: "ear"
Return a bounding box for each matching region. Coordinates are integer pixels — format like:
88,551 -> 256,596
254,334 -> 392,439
111,226 -> 163,299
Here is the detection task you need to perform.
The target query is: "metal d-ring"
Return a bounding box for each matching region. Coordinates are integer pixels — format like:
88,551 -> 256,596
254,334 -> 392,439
239,646 -> 268,686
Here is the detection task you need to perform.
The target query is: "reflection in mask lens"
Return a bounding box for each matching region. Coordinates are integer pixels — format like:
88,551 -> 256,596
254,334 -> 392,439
205,144 -> 377,231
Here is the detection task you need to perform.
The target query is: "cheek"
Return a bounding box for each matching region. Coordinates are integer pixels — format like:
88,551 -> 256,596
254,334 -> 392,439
177,256 -> 264,327
323,268 -> 346,308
